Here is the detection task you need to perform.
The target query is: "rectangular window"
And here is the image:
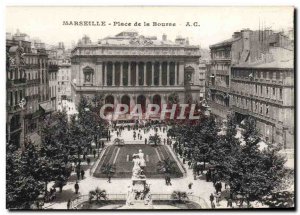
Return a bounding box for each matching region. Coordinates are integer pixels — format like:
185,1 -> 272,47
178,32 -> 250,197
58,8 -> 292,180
280,89 -> 282,99
261,85 -> 263,95
269,71 -> 273,79
263,72 -> 267,78
276,72 -> 280,79
273,87 -> 276,96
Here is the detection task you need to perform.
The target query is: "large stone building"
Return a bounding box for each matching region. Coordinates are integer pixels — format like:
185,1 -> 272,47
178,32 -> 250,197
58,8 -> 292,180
231,48 -> 294,149
71,31 -> 201,115
47,47 -> 59,111
57,48 -> 72,105
6,31 -> 52,149
207,28 -> 294,149
208,29 -> 293,122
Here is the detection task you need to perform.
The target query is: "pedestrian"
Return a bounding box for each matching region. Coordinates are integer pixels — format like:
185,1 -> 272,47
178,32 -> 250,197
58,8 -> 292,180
67,199 -> 71,209
93,149 -> 96,158
183,158 -> 186,164
107,174 -> 111,183
76,169 -> 80,180
188,161 -> 191,169
205,171 -> 210,182
81,169 -> 85,180
227,198 -> 233,208
168,176 -> 172,185
188,182 -> 193,189
216,192 -> 221,205
165,175 -> 168,185
215,181 -> 222,193
87,157 -> 91,166
145,138 -> 147,145
210,193 -> 214,204
74,182 -> 79,194
83,151 -> 87,160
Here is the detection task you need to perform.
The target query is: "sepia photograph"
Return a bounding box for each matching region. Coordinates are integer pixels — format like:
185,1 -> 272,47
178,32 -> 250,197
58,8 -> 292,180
5,6 -> 295,210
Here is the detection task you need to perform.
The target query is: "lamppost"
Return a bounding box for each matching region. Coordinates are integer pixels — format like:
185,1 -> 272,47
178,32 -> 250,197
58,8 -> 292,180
19,98 -> 26,149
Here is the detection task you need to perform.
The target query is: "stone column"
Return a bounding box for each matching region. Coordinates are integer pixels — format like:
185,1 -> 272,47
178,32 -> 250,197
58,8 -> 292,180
174,62 -> 178,86
120,62 -> 123,86
159,62 -> 162,86
96,59 -> 103,86
151,62 -> 154,86
128,62 -> 131,86
136,62 -> 139,86
167,62 -> 170,86
112,62 -> 115,86
144,63 -> 147,86
178,61 -> 185,85
104,62 -> 107,86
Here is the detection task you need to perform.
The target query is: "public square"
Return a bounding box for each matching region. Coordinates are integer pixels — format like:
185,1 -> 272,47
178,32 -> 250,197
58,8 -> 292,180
6,6 -> 294,210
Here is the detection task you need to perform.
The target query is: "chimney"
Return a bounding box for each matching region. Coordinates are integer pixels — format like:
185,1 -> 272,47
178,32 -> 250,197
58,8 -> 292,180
162,34 -> 167,41
232,32 -> 241,39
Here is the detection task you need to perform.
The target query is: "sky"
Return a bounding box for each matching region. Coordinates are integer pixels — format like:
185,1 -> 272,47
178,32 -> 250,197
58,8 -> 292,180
6,6 -> 294,49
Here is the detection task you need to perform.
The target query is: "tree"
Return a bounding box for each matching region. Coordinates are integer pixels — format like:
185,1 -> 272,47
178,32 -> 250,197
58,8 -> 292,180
39,111 -> 71,193
77,95 -> 106,150
215,116 -> 287,206
149,132 -> 161,146
6,142 -> 43,209
171,191 -> 189,203
101,164 -> 116,179
89,187 -> 107,203
157,158 -> 178,175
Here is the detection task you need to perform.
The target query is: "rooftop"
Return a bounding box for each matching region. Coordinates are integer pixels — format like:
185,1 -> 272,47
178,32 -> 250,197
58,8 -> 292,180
77,30 -> 193,47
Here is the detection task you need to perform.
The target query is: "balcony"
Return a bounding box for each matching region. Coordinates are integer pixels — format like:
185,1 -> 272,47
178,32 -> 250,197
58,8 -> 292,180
210,85 -> 229,93
27,79 -> 40,85
6,78 -> 26,88
7,105 -> 22,113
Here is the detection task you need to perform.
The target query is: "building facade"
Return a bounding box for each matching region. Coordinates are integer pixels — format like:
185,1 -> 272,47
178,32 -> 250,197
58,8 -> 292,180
48,48 -> 59,111
208,29 -> 293,122
6,33 -> 29,149
207,28 -> 294,149
71,31 -> 201,115
57,57 -> 71,103
230,48 -> 294,149
198,61 -> 207,101
6,31 -> 53,149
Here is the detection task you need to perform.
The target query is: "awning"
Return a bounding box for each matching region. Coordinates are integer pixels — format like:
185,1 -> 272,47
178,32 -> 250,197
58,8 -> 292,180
40,102 -> 53,113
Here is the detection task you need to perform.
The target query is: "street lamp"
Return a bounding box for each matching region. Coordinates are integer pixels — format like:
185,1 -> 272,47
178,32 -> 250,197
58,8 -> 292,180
19,98 -> 26,149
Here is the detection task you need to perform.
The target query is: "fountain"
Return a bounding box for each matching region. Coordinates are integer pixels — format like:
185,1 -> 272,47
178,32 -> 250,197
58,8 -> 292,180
122,149 -> 153,209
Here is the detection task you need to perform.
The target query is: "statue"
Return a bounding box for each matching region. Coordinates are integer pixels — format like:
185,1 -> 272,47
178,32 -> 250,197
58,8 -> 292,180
124,149 -> 153,208
132,149 -> 146,179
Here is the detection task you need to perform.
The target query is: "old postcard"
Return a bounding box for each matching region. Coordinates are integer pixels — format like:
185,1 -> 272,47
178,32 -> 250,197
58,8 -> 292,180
6,6 -> 295,210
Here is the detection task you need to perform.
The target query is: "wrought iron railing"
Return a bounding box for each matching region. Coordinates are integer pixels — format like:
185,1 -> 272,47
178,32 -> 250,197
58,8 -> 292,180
70,193 -> 208,209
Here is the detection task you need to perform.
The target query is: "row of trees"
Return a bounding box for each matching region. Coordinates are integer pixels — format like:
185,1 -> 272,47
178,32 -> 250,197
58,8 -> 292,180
7,95 -> 107,209
168,114 -> 288,206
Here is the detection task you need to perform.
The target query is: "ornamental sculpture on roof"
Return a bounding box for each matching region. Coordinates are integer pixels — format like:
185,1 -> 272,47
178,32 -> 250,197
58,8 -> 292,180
129,36 -> 154,46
